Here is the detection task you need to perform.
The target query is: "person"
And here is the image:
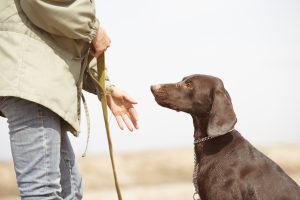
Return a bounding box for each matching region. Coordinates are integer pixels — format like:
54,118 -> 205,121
0,0 -> 138,199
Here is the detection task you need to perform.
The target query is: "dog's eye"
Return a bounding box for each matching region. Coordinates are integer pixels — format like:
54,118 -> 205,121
185,81 -> 192,89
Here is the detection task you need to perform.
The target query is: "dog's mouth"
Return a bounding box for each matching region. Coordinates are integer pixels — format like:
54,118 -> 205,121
151,85 -> 182,112
157,101 -> 181,112
151,85 -> 168,101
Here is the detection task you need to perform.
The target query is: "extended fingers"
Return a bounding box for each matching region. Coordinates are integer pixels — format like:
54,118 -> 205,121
115,115 -> 124,130
121,114 -> 133,132
128,107 -> 139,129
114,110 -> 138,132
115,113 -> 134,132
123,94 -> 138,104
109,91 -> 139,131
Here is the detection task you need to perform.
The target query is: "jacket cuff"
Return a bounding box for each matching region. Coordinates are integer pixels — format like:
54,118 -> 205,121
88,18 -> 100,42
105,80 -> 115,95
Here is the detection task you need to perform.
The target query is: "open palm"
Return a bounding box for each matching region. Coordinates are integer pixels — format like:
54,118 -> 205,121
106,87 -> 138,131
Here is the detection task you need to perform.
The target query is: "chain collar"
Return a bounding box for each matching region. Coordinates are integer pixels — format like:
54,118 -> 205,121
194,129 -> 235,145
194,136 -> 213,144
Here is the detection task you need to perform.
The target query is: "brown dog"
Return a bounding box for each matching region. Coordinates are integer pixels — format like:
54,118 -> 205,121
151,74 -> 300,200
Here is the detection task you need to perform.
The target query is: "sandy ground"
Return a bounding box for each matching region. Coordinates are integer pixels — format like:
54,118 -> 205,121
0,145 -> 299,200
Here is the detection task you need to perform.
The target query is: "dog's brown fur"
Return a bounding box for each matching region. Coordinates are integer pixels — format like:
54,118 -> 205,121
151,74 -> 300,200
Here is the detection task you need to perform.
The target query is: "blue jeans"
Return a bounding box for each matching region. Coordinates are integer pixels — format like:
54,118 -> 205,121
0,97 -> 83,200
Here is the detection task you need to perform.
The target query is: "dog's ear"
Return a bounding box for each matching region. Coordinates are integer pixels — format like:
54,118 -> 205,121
207,88 -> 237,137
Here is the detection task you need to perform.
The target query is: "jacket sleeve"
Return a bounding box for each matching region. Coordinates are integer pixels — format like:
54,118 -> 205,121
20,0 -> 99,42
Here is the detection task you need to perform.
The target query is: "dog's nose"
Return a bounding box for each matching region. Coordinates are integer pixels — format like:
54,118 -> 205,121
150,84 -> 161,93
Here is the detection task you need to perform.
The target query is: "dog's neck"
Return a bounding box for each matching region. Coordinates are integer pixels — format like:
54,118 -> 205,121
192,115 -> 239,157
192,115 -> 209,140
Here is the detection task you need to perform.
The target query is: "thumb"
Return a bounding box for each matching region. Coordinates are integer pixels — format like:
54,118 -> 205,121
123,95 -> 138,104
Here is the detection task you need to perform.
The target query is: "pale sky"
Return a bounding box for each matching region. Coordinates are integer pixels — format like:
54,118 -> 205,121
0,0 -> 300,160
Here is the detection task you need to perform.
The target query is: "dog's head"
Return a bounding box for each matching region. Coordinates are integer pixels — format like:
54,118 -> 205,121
151,74 -> 237,137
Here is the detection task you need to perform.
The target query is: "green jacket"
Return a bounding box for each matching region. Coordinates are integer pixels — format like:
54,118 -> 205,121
0,0 -> 100,136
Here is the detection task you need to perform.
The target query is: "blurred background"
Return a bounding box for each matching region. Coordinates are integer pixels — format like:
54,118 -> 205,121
0,0 -> 299,199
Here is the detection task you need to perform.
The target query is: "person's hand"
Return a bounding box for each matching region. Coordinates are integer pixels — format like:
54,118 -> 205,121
106,87 -> 139,132
90,26 -> 111,58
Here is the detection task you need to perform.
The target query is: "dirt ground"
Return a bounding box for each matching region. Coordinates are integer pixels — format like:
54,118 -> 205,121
0,145 -> 299,200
